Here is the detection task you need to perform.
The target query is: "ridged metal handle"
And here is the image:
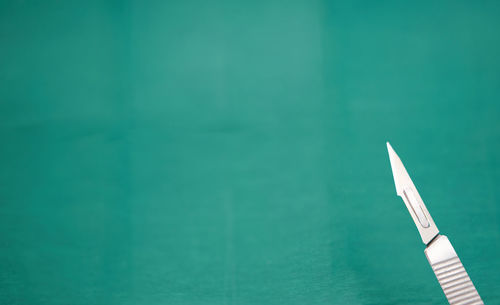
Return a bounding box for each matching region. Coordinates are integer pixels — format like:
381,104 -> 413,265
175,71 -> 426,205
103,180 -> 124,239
425,235 -> 483,305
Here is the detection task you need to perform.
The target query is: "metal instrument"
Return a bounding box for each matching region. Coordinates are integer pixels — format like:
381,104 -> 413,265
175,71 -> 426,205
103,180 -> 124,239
387,142 -> 483,305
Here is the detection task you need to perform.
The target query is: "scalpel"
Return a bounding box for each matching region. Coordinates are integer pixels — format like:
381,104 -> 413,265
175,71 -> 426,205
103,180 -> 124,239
387,142 -> 483,305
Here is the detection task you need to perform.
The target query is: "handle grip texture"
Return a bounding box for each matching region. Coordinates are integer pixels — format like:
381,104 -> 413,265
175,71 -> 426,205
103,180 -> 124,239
425,235 -> 483,305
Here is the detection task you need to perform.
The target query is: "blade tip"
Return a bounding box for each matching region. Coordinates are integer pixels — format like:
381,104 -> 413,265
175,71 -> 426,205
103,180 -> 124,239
386,141 -> 401,195
386,141 -> 394,153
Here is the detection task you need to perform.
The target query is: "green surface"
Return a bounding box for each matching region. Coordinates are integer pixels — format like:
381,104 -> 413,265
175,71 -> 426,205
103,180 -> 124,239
1,1 -> 500,304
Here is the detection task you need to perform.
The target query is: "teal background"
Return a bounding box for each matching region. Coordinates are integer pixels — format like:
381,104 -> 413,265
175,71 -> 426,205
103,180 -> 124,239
1,1 -> 499,304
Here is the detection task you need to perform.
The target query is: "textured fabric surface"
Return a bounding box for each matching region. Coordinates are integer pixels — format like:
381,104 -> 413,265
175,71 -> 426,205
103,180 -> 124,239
1,1 -> 499,304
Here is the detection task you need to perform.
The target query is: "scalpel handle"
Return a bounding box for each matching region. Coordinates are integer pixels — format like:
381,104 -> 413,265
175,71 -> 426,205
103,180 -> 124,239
425,235 -> 483,305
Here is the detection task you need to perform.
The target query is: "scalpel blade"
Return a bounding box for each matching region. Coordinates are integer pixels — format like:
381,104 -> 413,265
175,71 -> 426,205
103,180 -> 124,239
386,142 -> 439,244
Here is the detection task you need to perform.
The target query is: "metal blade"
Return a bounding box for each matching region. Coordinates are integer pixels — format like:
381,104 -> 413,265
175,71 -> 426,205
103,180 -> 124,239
386,142 -> 439,244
